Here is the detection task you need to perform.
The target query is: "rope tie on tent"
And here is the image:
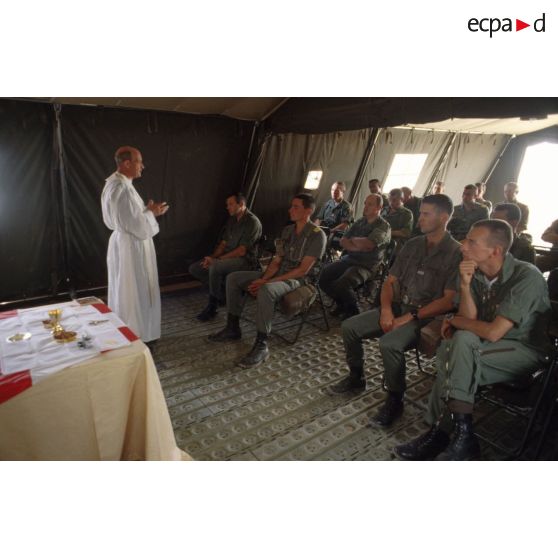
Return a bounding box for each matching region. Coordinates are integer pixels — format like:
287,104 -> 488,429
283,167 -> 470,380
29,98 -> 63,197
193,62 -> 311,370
454,133 -> 462,168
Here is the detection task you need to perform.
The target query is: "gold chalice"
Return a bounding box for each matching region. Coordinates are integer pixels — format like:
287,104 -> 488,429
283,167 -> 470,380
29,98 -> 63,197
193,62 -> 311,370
48,309 -> 63,334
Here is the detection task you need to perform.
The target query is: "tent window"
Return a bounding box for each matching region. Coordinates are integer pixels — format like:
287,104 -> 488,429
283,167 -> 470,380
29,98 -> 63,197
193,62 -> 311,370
304,170 -> 323,190
384,153 -> 428,191
517,141 -> 558,245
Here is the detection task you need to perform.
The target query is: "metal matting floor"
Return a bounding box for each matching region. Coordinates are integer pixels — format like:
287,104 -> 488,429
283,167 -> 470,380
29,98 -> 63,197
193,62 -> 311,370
152,288 -> 553,460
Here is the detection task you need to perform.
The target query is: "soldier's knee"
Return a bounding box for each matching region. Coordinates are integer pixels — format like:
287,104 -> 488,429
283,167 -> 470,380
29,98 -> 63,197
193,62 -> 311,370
451,330 -> 479,347
341,315 -> 361,340
378,332 -> 402,352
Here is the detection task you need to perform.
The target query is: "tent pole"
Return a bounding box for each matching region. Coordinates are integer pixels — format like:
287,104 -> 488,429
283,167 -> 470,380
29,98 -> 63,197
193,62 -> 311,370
245,132 -> 271,209
241,121 -> 259,190
53,104 -> 76,298
424,132 -> 457,196
483,134 -> 515,184
348,127 -> 380,204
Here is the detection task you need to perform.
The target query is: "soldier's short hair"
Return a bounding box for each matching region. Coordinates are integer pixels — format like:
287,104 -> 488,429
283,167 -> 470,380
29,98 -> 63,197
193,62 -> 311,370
464,184 -> 477,192
228,192 -> 247,205
333,181 -> 346,192
493,202 -> 522,223
473,219 -> 513,254
422,194 -> 454,217
389,188 -> 403,198
294,193 -> 316,211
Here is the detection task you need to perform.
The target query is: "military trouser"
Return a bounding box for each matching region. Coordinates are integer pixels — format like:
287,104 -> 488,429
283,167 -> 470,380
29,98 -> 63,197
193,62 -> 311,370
226,270 -> 302,335
342,304 -> 430,392
318,260 -> 374,309
189,257 -> 252,301
426,330 -> 549,426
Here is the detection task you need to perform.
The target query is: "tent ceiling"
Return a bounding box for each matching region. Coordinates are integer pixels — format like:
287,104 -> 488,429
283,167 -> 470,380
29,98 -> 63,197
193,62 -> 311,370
25,97 -> 558,134
33,97 -> 288,121
401,116 -> 558,136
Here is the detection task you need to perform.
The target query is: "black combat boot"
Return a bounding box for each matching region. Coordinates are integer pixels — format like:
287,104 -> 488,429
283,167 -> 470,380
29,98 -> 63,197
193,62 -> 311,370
237,332 -> 270,368
196,296 -> 219,321
370,391 -> 404,427
393,425 -> 450,460
436,413 -> 481,461
329,366 -> 366,394
208,313 -> 241,342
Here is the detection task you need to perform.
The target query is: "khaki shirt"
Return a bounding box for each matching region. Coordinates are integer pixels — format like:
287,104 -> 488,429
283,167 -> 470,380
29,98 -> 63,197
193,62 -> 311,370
466,254 -> 551,352
390,232 -> 461,307
221,209 -> 262,262
342,216 -> 391,269
277,222 -> 326,275
316,199 -> 352,229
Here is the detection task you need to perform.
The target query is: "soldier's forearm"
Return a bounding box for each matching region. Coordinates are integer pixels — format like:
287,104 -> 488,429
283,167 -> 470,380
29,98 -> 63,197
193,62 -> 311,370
220,246 -> 246,260
458,286 -> 478,320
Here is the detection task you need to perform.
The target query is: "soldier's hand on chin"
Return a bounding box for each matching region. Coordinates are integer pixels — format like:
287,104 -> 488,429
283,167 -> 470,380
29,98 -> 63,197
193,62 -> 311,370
459,260 -> 477,287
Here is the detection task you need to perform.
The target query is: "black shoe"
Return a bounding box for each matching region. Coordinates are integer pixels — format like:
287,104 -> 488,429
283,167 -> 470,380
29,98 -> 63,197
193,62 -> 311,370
208,313 -> 241,342
393,426 -> 450,460
436,413 -> 481,461
370,393 -> 404,427
196,303 -> 218,322
237,333 -> 270,368
329,375 -> 366,394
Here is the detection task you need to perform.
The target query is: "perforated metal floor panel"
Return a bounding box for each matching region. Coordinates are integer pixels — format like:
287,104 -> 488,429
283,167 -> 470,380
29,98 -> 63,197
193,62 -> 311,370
152,289 -> 551,460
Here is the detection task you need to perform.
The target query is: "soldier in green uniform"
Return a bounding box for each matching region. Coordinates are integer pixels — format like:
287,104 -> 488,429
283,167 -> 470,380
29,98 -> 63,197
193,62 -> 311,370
503,181 -> 530,233
315,181 -> 352,232
329,195 -> 462,430
537,219 -> 558,272
475,182 -> 493,213
448,184 -> 490,241
368,178 -> 389,211
402,186 -> 422,237
209,193 -> 326,368
189,193 -> 262,321
384,188 -> 414,248
491,203 -> 536,264
318,194 -> 391,319
394,220 -> 551,460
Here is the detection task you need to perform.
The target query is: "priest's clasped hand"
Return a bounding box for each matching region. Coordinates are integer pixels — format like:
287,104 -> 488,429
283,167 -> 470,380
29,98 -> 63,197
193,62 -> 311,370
147,200 -> 170,217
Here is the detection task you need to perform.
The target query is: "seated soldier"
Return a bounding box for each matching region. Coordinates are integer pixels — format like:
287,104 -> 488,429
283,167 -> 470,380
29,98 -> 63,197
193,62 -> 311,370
537,219 -> 558,273
208,193 -> 326,368
315,181 -> 352,233
448,184 -> 490,241
318,194 -> 390,319
394,220 -> 551,460
503,181 -> 530,233
330,195 -> 462,428
189,193 -> 262,321
368,178 -> 389,212
475,182 -> 492,213
402,186 -> 422,237
491,203 -> 536,264
384,188 -> 414,248
432,181 -> 444,195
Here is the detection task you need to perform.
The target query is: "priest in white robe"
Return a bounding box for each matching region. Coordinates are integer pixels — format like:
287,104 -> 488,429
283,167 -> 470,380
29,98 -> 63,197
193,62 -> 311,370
101,146 -> 169,342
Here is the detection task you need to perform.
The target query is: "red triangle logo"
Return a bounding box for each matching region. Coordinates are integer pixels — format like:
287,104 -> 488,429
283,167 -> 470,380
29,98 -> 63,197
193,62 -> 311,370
516,19 -> 530,31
